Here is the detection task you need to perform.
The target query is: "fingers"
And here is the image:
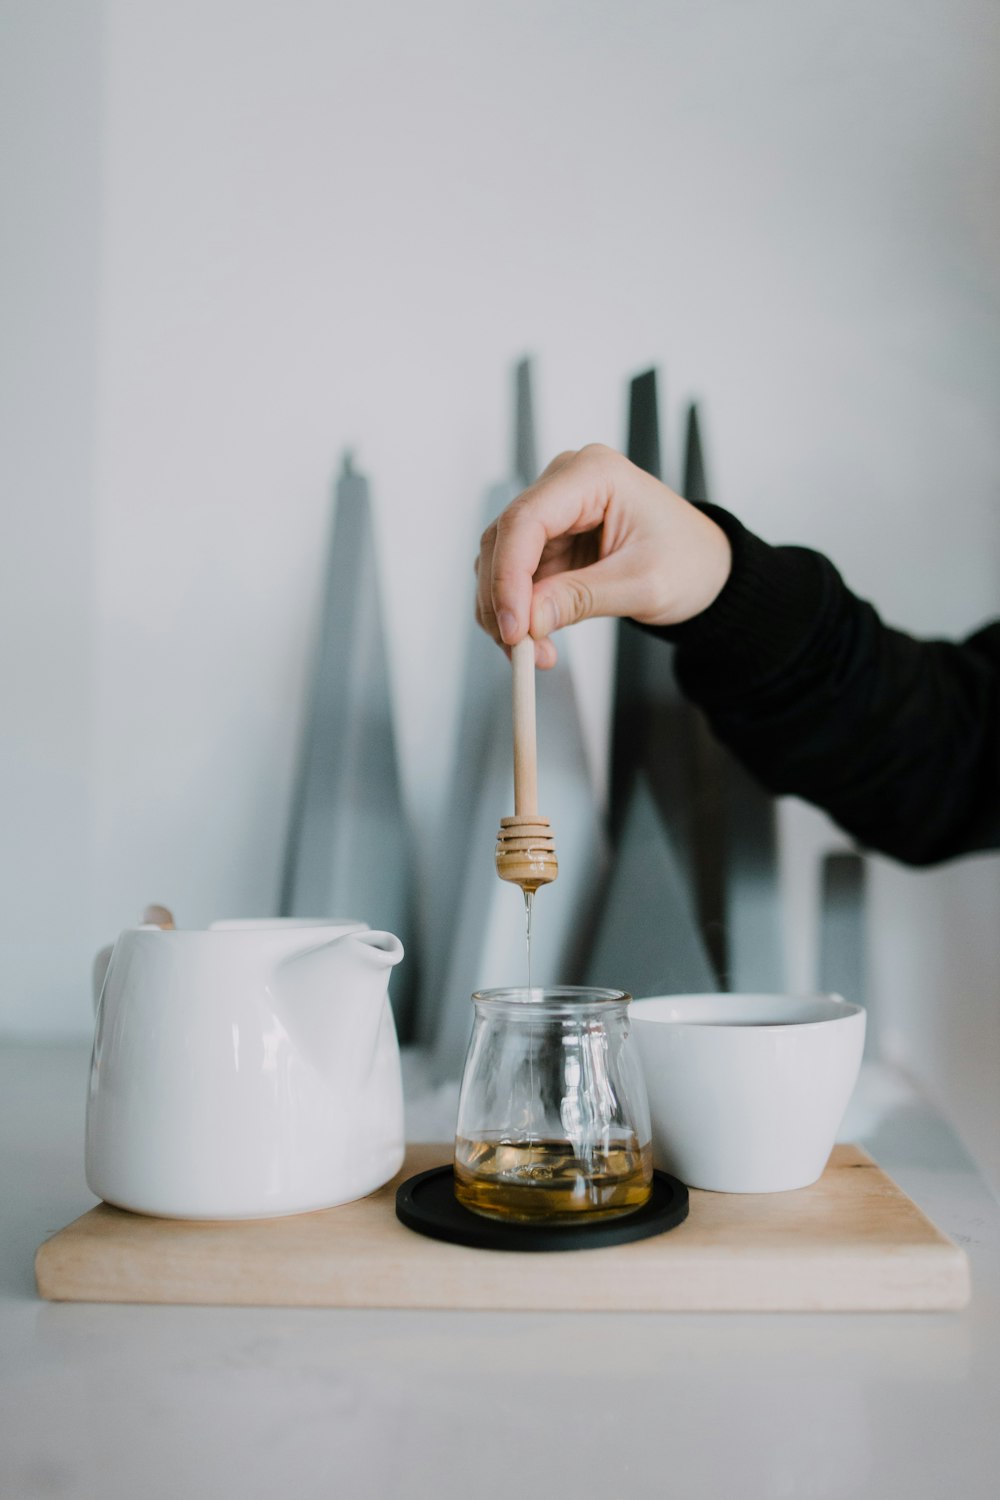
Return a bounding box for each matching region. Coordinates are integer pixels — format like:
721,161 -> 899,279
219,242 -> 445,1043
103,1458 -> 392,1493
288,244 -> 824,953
475,540 -> 554,664
534,635 -> 558,670
474,452 -> 583,646
471,442 -> 730,661
529,550 -> 630,636
489,446 -> 618,642
536,449 -> 579,481
483,458 -> 579,645
475,521 -> 501,643
490,508 -> 547,644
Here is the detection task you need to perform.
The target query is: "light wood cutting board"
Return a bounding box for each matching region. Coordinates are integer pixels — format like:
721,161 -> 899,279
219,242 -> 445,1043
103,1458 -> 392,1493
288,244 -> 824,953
35,1143 -> 970,1312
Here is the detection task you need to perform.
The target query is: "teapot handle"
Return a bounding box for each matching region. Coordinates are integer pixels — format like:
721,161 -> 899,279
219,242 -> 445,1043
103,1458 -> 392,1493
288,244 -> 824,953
91,946 -> 114,1015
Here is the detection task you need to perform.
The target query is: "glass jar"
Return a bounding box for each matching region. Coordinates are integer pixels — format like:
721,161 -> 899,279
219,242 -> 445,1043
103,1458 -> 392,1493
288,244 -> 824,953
454,987 -> 653,1223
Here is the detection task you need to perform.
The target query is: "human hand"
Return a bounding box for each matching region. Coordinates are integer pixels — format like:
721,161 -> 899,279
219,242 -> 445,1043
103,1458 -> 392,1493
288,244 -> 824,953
474,444 -> 732,667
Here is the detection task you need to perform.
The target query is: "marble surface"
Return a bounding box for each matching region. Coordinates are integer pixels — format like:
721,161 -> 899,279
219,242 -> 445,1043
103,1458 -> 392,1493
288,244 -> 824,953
2,1043 -> 998,1500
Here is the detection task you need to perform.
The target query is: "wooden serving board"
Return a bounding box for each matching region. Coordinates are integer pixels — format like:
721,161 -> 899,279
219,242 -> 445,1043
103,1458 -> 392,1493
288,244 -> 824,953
35,1143 -> 970,1313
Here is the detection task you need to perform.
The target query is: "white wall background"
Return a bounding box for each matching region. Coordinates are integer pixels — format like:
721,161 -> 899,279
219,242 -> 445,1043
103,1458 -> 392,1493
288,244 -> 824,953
2,2 -> 998,1183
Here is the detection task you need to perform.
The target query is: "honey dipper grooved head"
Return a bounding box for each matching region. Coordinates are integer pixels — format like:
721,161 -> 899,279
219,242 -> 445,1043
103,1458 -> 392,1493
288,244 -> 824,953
495,816 -> 558,891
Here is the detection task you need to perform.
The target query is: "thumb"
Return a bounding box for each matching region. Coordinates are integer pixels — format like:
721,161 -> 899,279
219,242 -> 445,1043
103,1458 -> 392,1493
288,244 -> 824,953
530,558 -> 625,637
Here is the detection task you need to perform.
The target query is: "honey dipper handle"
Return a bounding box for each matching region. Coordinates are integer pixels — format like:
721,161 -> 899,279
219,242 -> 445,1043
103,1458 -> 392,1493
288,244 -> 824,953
511,638 -> 538,816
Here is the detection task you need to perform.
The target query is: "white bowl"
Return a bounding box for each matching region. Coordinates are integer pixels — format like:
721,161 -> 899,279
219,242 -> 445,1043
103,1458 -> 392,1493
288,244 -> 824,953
630,994 -> 866,1193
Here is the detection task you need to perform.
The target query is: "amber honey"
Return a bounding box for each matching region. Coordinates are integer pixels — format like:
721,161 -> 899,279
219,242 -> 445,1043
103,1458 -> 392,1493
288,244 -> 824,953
454,1135 -> 652,1223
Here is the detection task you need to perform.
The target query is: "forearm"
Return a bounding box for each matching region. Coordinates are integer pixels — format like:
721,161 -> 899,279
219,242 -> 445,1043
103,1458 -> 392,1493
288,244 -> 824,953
648,506 -> 1000,866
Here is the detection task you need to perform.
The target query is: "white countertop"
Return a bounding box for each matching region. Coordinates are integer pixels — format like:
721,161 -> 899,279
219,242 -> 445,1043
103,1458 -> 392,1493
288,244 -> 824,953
2,1043 -> 999,1500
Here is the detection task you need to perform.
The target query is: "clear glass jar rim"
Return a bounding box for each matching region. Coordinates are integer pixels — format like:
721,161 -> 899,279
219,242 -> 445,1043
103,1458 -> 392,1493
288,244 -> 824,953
471,985 -> 631,1013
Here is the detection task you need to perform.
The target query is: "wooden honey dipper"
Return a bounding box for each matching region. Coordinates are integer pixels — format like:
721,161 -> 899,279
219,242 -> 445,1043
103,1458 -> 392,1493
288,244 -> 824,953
495,638 -> 558,892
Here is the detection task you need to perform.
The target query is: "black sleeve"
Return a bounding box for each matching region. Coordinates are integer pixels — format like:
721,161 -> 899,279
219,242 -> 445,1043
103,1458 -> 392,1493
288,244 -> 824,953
644,504 -> 1000,867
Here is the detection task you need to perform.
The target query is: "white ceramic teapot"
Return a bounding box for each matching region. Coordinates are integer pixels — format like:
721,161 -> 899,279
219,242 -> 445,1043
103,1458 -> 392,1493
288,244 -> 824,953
87,918 -> 405,1219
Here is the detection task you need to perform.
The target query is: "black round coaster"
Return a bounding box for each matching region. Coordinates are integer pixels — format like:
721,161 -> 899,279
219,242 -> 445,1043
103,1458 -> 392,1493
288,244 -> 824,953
395,1166 -> 688,1252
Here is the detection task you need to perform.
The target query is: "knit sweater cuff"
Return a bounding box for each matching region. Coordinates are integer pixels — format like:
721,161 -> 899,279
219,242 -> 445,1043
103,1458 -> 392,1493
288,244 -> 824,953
644,504 -> 831,689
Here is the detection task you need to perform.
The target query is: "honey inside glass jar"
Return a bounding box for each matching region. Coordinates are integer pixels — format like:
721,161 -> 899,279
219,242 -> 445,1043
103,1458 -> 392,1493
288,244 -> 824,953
453,987 -> 653,1224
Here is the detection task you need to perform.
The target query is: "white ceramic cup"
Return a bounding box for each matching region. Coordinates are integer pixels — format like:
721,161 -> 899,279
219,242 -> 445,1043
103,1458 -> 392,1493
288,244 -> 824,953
630,993 -> 866,1193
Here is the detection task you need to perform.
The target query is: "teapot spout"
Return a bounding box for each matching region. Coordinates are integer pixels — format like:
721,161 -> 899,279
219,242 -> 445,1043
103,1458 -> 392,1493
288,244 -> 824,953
351,929 -> 405,971
273,930 -> 404,1091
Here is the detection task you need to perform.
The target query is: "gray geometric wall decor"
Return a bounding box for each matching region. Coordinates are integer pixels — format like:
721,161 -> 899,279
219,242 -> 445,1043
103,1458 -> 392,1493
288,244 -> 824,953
685,402 -> 783,992
682,401 -> 709,504
722,752 -> 784,992
608,369 -> 663,841
584,772 -> 717,997
279,454 -> 417,1034
585,370 -> 719,994
514,355 -> 537,489
819,850 -> 869,1050
414,488 -> 511,1051
585,376 -> 786,997
679,404 -> 730,977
